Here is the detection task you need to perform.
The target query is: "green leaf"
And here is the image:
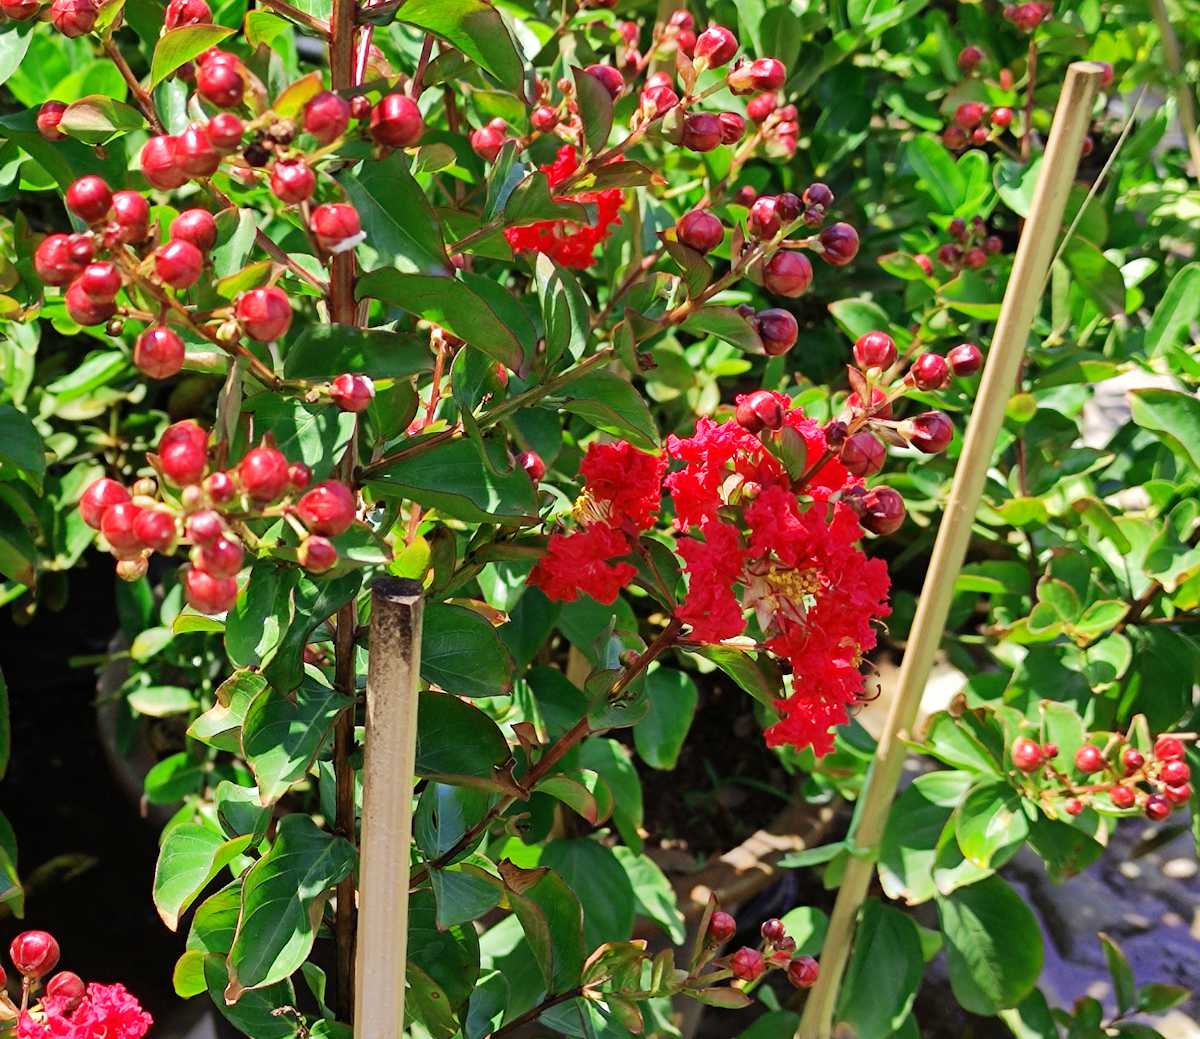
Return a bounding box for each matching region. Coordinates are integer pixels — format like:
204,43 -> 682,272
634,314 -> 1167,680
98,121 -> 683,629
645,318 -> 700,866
415,783 -> 494,861
837,900 -> 924,1039
1026,817 -> 1103,882
215,781 -> 270,842
577,738 -> 643,853
954,782 -> 1029,869
430,859 -> 502,928
0,498 -> 36,588
416,690 -> 517,793
1062,239 -> 1126,317
226,564 -> 299,669
365,436 -> 538,524
694,645 -> 782,711
613,846 -> 685,943
339,152 -> 451,276
633,667 -> 698,770
59,95 -> 146,145
150,25 -> 236,88
561,370 -> 659,450
535,256 -> 589,366
1129,388 -> 1200,474
937,874 -> 1044,1014
128,684 -> 199,718
908,135 -> 964,213
1099,933 -> 1135,1014
534,770 -> 612,825
188,671 -> 267,752
144,752 -> 205,804
939,269 -> 1002,320
879,779 -> 955,906
205,957 -> 299,1039
395,0 -> 525,95
408,888 -> 481,1025
0,405 -> 44,490
501,863 -> 586,994
0,22 -> 34,88
778,906 -> 828,956
505,172 -> 590,227
572,66 -> 613,155
241,398 -> 356,483
355,271 -> 524,371
283,326 -> 433,381
226,815 -> 356,999
1136,983 -> 1189,1014
261,572 -> 361,695
1145,262 -> 1200,356
242,679 -> 353,805
422,602 -> 513,697
154,825 -> 253,930
681,305 -> 764,353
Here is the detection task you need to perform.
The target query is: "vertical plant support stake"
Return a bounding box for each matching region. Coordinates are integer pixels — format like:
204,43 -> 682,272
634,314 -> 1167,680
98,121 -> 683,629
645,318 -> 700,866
354,577 -> 425,1038
1148,0 -> 1200,179
796,61 -> 1104,1039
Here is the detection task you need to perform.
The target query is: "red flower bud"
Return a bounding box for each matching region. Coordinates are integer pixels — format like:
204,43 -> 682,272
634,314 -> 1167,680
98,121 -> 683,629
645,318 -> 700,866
718,110 -> 746,144
585,63 -> 625,100
236,286 -> 292,341
238,443 -> 290,502
296,480 -> 357,536
177,124 -> 220,176
132,508 -> 177,552
45,971 -> 86,1013
164,0 -> 210,25
1011,736 -> 1044,772
818,222 -> 859,265
270,158 -> 316,204
135,325 -> 186,380
707,910 -> 736,943
1074,744 -> 1106,774
762,251 -> 813,297
861,486 -> 905,535
310,202 -> 363,253
287,462 -> 311,489
957,45 -> 984,72
963,246 -> 987,269
1145,793 -> 1171,821
746,92 -> 777,122
10,932 -> 60,979
109,190 -> 150,242
303,90 -> 351,144
676,209 -> 724,253
197,58 -> 244,108
184,565 -> 237,614
195,533 -> 244,578
728,57 -> 785,95
1,0 -> 39,18
910,352 -> 950,391
735,185 -> 758,206
760,918 -> 786,943
681,112 -> 723,152
1165,783 -> 1192,805
991,107 -> 1014,129
78,261 -> 121,303
802,182 -> 833,209
839,431 -> 885,476
66,176 -> 112,224
1107,785 -> 1134,810
730,947 -> 765,981
203,472 -> 235,504
694,24 -> 737,66
207,112 -> 244,151
330,372 -> 376,412
159,420 -> 209,486
65,279 -> 115,325
171,208 -> 218,251
100,501 -> 143,552
470,123 -> 507,162
907,410 -> 953,453
531,106 -> 558,132
50,0 -> 98,36
1154,735 -> 1185,761
748,196 -> 780,238
953,101 -> 988,130
754,308 -> 798,356
946,342 -> 982,376
141,135 -> 187,190
518,450 -> 545,481
299,535 -> 338,573
1121,747 -> 1144,774
853,331 -> 895,369
185,509 -> 223,544
370,93 -> 424,148
35,234 -> 85,286
942,125 -> 968,150
37,100 -> 67,141
1161,759 -> 1190,786
640,83 -> 679,117
154,239 -> 204,289
735,389 -> 785,433
80,478 -> 130,529
787,956 -> 819,988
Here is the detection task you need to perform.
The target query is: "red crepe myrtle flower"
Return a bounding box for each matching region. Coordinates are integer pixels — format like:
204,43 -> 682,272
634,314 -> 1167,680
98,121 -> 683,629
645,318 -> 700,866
527,523 -> 638,605
18,981 -> 152,1039
503,146 -> 622,270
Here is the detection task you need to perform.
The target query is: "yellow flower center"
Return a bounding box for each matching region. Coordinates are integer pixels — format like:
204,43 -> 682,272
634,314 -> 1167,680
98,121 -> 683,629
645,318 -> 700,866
572,492 -> 612,527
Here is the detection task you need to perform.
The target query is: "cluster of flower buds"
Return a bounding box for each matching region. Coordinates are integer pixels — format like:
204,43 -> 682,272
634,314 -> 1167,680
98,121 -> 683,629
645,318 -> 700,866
705,911 -> 820,990
914,216 -> 1005,276
1011,733 -> 1194,821
1002,1 -> 1053,32
0,929 -> 151,1038
942,99 -> 1016,151
78,421 -> 361,610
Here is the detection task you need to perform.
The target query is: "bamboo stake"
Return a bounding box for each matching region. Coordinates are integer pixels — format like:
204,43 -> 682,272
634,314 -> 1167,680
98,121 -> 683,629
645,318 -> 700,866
1148,0 -> 1200,180
795,61 -> 1104,1039
354,577 -> 425,1039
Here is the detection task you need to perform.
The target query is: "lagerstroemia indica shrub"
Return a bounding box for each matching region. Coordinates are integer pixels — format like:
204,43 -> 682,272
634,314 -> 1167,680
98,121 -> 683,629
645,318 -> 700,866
0,0 -> 1198,1035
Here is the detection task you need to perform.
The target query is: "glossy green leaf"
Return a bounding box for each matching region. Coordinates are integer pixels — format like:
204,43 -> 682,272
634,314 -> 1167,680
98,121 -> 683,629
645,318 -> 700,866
837,900 -> 924,1039
396,0 -> 525,94
561,370 -> 658,450
188,671 -> 267,753
154,825 -> 253,931
0,405 -> 44,490
633,667 -> 698,770
955,782 -> 1029,869
1129,388 -> 1200,474
416,690 -> 516,792
572,65 -> 614,155
422,602 -> 513,697
150,25 -> 236,88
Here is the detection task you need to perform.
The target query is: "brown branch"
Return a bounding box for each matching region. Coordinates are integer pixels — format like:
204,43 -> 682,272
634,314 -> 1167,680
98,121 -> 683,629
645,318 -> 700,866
409,32 -> 435,99
103,37 -> 165,135
488,987 -> 583,1038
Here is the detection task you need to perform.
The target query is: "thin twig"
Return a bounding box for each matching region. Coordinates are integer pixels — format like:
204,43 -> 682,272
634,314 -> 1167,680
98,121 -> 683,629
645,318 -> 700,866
409,32 -> 435,99
257,0 -> 331,35
103,37 -> 165,135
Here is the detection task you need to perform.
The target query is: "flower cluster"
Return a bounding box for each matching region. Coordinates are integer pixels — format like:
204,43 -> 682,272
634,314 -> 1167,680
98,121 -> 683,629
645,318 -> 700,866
706,911 -> 820,990
78,420 -> 361,610
503,145 -> 625,270
1,930 -> 151,1039
1012,733 -> 1194,821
